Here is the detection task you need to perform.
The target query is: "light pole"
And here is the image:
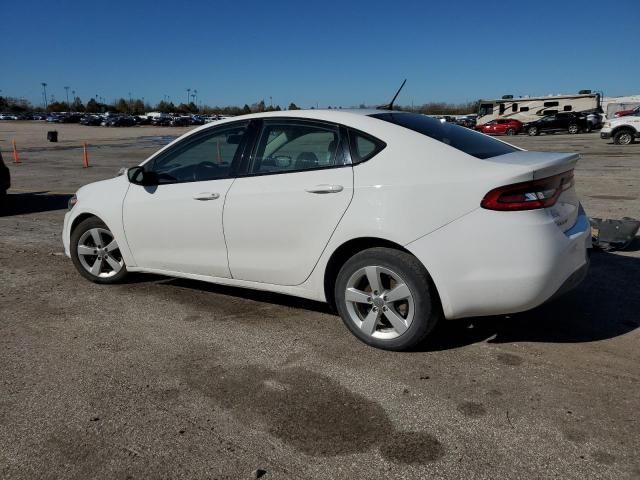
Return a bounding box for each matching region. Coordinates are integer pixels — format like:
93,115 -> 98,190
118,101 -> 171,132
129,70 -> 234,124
41,83 -> 48,110
64,86 -> 70,111
186,88 -> 191,105
193,89 -> 198,108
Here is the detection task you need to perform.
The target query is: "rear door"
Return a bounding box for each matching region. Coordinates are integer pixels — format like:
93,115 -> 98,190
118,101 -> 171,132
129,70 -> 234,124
223,119 -> 353,286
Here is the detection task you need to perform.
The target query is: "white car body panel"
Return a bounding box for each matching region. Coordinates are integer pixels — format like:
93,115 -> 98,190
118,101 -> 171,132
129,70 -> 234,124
63,109 -> 591,321
122,179 -> 234,277
224,167 -> 354,285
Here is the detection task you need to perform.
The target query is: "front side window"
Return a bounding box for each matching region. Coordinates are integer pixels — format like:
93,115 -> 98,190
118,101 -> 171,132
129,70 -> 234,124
250,121 -> 344,174
372,112 -> 518,159
150,122 -> 248,184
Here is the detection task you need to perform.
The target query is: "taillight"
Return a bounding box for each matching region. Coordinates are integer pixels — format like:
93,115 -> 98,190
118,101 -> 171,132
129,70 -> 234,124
481,170 -> 574,211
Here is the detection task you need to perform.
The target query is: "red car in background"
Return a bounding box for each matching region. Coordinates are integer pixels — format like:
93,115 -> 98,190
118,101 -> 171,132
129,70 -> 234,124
475,118 -> 523,136
614,105 -> 640,118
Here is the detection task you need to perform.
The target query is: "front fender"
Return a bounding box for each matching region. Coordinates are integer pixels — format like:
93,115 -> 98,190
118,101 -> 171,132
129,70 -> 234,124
63,176 -> 136,267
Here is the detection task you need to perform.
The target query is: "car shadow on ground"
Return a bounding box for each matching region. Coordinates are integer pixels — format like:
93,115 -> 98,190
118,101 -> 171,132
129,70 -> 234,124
131,248 -> 639,350
1,192 -> 72,216
148,277 -> 334,315
421,249 -> 640,351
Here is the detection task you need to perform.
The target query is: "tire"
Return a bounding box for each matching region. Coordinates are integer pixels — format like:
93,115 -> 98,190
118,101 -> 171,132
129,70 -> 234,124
568,124 -> 579,134
70,217 -> 128,284
613,129 -> 635,145
506,128 -> 516,136
527,126 -> 539,136
334,247 -> 441,351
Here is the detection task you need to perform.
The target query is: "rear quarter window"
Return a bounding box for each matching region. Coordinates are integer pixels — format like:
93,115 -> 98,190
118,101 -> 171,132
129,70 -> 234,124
371,112 -> 518,159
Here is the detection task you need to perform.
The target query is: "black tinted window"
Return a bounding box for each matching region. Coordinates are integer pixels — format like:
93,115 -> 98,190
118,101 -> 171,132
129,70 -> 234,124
151,122 -> 247,183
251,121 -> 343,174
371,112 -> 517,159
349,129 -> 386,164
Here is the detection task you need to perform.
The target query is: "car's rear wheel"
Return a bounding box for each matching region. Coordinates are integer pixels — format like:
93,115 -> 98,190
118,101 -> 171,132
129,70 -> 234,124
527,126 -> 539,136
70,217 -> 128,284
334,247 -> 441,351
613,129 -> 635,145
506,128 -> 516,136
568,124 -> 579,134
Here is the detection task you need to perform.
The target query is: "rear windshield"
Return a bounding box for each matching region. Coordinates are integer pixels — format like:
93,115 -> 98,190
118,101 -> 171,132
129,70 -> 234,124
371,112 -> 518,159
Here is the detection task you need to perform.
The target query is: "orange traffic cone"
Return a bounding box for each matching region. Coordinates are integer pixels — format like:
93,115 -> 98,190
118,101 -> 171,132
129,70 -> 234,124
82,142 -> 90,168
12,139 -> 20,163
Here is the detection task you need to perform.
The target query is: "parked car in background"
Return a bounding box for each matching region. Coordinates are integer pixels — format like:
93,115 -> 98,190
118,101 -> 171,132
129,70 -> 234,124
586,112 -> 603,130
152,116 -> 172,126
0,150 -> 10,203
0,113 -> 19,120
614,105 -> 640,118
80,115 -> 103,126
523,112 -> 590,136
170,116 -> 191,127
600,110 -> 640,145
63,109 -> 590,351
58,113 -> 83,123
475,118 -> 522,136
46,114 -> 61,122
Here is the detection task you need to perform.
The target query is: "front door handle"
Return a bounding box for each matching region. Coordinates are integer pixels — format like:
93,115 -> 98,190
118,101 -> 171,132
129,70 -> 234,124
305,184 -> 344,194
193,192 -> 220,201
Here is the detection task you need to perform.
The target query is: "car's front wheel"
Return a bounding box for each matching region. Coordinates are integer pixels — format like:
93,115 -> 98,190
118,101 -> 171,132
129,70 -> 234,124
506,128 -> 516,136
613,129 -> 635,145
568,124 -> 580,134
527,126 -> 539,136
70,217 -> 128,284
334,247 -> 441,351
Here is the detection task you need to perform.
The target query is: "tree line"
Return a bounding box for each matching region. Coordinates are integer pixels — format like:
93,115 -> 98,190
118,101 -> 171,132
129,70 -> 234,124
0,95 -> 478,116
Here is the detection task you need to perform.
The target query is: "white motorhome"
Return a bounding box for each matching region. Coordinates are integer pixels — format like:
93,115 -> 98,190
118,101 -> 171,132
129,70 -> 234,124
476,93 -> 601,126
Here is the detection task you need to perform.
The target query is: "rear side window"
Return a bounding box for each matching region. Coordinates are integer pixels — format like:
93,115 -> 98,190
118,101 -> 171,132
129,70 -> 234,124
349,129 -> 386,164
250,121 -> 344,174
371,112 -> 517,159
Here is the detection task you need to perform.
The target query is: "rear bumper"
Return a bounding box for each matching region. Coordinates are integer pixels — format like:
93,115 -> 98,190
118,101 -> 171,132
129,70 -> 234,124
600,131 -> 611,139
406,206 -> 591,319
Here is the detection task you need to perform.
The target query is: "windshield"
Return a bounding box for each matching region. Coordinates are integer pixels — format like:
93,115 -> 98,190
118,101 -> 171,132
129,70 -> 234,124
371,112 -> 518,159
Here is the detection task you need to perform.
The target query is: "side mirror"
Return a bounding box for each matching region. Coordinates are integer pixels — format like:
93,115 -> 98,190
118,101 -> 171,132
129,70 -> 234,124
127,166 -> 158,186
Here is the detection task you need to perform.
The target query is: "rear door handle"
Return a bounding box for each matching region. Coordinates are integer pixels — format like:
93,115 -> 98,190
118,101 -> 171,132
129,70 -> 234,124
305,184 -> 344,194
193,192 -> 220,201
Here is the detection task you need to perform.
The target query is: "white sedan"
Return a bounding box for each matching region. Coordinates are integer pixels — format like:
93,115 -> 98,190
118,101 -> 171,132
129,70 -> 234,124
63,110 -> 591,350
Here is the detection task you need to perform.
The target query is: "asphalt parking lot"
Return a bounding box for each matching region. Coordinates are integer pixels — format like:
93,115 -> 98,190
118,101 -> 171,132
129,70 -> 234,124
1,122 -> 639,479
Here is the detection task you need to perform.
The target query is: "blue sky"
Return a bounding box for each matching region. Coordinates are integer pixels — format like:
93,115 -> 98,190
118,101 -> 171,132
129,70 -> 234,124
3,0 -> 638,108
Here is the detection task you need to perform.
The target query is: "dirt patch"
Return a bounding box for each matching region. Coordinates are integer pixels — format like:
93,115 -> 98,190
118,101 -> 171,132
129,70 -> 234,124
183,361 -> 445,463
497,353 -> 524,366
457,401 -> 487,418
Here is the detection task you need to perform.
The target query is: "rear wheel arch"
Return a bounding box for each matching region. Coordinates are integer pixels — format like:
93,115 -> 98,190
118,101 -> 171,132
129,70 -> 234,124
323,237 -> 441,309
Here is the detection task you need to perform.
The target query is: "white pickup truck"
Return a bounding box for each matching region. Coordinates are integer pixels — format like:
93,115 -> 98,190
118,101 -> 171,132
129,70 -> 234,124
600,110 -> 640,145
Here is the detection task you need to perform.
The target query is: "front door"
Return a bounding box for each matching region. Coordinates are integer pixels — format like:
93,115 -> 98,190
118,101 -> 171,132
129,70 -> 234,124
122,121 -> 249,277
224,119 -> 353,286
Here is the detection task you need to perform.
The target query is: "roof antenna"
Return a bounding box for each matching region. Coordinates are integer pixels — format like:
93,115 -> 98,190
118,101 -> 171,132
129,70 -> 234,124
377,79 -> 407,110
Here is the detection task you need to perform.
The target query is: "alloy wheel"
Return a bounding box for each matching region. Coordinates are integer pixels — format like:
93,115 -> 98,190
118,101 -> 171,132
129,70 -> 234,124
344,266 -> 415,340
617,132 -> 632,145
77,228 -> 124,278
